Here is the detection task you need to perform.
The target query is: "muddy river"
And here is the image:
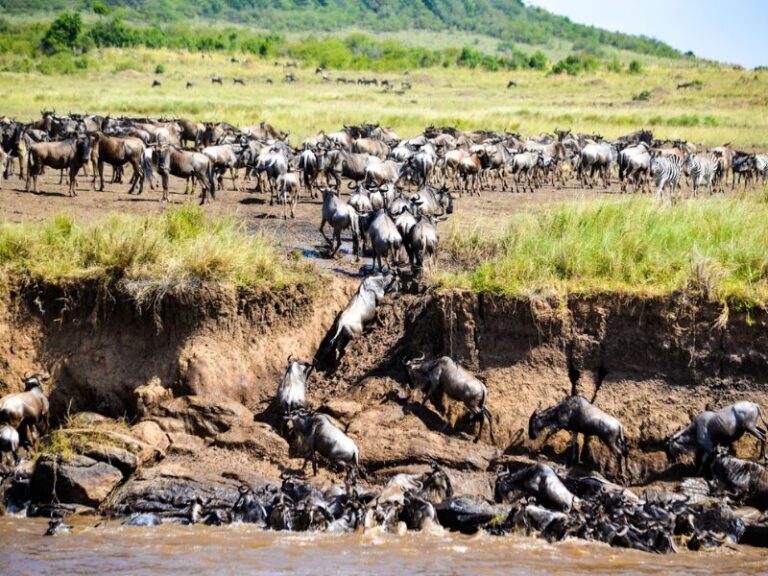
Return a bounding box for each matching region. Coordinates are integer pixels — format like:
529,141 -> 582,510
1,516 -> 766,576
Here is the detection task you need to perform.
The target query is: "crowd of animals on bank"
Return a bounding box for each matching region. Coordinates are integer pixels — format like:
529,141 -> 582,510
3,330 -> 768,552
2,113 -> 767,207
2,112 -> 768,552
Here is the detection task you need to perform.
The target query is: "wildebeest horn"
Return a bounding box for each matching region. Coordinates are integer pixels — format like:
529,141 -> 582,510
413,352 -> 426,362
287,354 -> 293,364
347,181 -> 357,189
23,371 -> 31,381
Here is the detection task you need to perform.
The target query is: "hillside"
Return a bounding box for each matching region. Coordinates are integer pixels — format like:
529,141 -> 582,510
0,0 -> 680,59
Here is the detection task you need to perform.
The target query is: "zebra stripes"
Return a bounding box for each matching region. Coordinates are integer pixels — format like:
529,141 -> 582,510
757,154 -> 768,183
686,154 -> 720,196
651,155 -> 682,202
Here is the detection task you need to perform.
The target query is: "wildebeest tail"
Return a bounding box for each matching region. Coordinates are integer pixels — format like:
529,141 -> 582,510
141,148 -> 154,186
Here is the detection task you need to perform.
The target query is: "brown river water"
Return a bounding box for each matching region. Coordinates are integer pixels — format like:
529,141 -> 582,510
2,516 -> 767,576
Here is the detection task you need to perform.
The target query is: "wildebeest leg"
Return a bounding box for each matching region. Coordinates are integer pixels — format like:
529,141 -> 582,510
311,450 -> 319,476
319,218 -> 332,245
98,160 -> 106,192
568,432 -> 580,464
68,166 -> 78,197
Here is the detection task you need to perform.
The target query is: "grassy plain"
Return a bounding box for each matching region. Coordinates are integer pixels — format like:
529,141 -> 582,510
439,195 -> 768,307
1,47 -> 767,305
0,204 -> 313,290
1,47 -> 766,145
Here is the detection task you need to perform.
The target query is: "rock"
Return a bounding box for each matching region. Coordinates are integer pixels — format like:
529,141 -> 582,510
134,377 -> 173,418
434,496 -> 504,534
349,406 -> 499,471
82,443 -> 139,477
131,421 -> 170,454
105,463 -> 240,517
31,455 -> 123,508
321,400 -> 364,423
212,421 -> 289,465
150,396 -> 252,438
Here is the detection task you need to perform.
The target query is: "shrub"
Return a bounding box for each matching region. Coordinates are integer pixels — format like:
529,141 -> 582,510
628,59 -> 643,74
632,90 -> 651,101
40,12 -> 83,55
155,63 -> 165,74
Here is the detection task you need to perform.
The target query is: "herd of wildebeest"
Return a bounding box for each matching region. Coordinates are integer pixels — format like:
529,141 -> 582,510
3,302 -> 768,551
2,112 -> 768,551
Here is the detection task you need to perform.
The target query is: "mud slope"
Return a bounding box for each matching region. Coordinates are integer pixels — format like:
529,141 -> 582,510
0,277 -> 354,419
2,281 -> 767,487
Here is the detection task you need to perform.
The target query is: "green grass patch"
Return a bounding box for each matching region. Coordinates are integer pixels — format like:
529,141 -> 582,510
0,205 -> 314,290
439,197 -> 768,308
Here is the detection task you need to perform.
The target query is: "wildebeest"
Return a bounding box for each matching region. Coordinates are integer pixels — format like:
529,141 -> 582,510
709,449 -> 768,508
667,401 -> 768,470
203,143 -> 246,191
287,411 -> 360,476
319,273 -> 400,365
319,188 -> 362,259
365,208 -> 403,271
297,148 -> 320,197
26,136 -> 92,196
529,395 -> 628,480
495,463 -> 577,511
0,425 -> 20,465
277,356 -> 314,414
91,133 -> 152,194
211,76 -> 223,85
578,142 -> 616,188
0,373 -> 50,450
233,78 -> 246,86
406,215 -> 439,275
151,146 -> 216,203
403,354 -> 495,443
277,172 -> 300,219
322,149 -> 370,189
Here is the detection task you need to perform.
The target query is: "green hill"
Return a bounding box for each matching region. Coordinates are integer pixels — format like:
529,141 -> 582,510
0,0 -> 680,59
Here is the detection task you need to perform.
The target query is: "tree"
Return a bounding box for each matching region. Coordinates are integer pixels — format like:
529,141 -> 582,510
92,1 -> 111,16
40,12 -> 83,55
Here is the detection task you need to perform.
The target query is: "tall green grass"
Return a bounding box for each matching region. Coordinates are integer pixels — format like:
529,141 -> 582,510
439,197 -> 768,307
0,205 -> 312,290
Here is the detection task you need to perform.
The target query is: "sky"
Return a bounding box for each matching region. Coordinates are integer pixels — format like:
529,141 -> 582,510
525,0 -> 766,68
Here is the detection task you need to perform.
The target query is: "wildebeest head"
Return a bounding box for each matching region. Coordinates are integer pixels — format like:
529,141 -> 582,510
528,403 -> 544,440
666,427 -> 692,463
22,371 -> 50,391
76,136 -> 92,164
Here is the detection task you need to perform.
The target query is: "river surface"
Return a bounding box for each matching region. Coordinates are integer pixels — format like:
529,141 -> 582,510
2,517 -> 767,576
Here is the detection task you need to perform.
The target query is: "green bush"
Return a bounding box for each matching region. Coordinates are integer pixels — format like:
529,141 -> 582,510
155,63 -> 165,74
40,12 -> 83,55
551,53 -> 598,75
628,59 -> 643,74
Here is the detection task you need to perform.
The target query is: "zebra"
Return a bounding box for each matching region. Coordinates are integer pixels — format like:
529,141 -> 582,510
686,154 -> 720,196
757,154 -> 768,184
651,154 -> 682,203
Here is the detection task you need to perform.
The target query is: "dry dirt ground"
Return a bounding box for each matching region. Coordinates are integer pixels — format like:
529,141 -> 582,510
1,168 -> 617,271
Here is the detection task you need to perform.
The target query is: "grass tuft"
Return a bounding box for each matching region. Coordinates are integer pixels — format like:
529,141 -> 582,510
0,205 -> 313,291
439,197 -> 768,308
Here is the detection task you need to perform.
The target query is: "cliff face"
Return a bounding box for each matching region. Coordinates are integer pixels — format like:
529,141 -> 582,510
2,280 -> 767,501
